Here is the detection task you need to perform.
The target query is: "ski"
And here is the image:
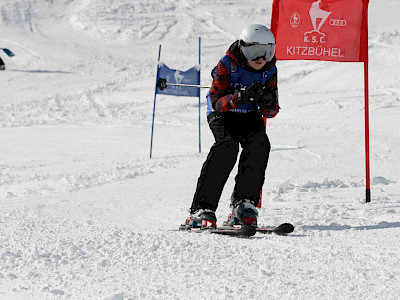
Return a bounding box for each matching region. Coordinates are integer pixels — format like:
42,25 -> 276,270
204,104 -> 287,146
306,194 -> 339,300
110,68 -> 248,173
256,223 -> 294,235
178,223 -> 294,237
1,48 -> 15,57
216,223 -> 294,236
209,225 -> 256,237
178,224 -> 256,237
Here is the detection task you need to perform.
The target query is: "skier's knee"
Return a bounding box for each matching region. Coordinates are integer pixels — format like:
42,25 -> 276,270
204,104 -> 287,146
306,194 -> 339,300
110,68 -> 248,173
251,132 -> 271,152
214,140 -> 239,159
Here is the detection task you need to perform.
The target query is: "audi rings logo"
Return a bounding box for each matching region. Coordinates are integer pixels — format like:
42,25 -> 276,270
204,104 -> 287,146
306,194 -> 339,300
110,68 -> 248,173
329,19 -> 347,26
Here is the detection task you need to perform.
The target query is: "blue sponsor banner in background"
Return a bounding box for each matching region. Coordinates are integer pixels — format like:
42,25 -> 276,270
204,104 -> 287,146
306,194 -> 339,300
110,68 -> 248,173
156,63 -> 200,97
151,40 -> 202,159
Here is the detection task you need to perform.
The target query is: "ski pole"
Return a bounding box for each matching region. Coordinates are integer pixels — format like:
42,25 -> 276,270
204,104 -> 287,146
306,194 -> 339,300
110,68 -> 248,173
156,78 -> 248,92
156,78 -> 211,90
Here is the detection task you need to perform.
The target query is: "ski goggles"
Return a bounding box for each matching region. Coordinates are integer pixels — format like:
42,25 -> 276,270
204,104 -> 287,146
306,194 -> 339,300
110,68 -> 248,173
240,42 -> 276,61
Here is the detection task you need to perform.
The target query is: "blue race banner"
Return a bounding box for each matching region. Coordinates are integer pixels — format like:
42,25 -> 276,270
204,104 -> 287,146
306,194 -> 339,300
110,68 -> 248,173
156,63 -> 200,97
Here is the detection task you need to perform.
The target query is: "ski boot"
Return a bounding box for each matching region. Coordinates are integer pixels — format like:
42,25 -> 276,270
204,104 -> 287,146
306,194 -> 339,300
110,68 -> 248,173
180,209 -> 217,230
223,199 -> 258,227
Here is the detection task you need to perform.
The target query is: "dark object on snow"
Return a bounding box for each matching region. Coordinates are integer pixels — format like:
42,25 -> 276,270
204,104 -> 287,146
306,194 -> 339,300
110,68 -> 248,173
1,48 -> 15,57
0,57 -> 5,70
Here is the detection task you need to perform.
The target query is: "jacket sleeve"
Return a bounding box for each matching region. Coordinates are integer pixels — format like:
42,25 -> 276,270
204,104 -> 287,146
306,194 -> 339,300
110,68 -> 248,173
260,68 -> 279,118
209,60 -> 242,112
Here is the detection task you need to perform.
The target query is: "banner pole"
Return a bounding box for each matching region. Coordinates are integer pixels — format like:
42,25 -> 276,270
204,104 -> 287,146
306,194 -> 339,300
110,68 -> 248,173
362,0 -> 371,203
364,60 -> 371,202
150,44 -> 162,159
198,37 -> 202,153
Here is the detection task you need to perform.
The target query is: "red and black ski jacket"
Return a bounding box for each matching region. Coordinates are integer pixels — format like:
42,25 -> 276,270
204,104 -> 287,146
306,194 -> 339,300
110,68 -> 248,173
208,41 -> 279,118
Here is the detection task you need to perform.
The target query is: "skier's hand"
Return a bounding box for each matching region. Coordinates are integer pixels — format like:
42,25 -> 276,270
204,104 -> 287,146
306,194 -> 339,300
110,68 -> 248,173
239,82 -> 264,104
257,87 -> 278,110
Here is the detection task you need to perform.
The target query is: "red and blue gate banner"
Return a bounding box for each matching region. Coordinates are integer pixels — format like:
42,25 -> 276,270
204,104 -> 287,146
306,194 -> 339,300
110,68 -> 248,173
156,63 -> 200,97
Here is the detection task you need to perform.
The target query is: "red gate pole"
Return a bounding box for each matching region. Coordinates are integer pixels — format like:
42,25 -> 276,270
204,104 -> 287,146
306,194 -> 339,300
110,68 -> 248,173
364,60 -> 371,203
362,0 -> 371,203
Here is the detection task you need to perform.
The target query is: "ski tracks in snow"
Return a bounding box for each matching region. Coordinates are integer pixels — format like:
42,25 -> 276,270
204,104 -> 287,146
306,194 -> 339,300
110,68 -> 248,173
0,156 -> 183,199
1,204 -> 400,299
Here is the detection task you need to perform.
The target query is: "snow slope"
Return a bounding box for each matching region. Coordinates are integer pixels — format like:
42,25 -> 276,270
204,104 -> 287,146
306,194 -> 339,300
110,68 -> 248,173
0,0 -> 400,299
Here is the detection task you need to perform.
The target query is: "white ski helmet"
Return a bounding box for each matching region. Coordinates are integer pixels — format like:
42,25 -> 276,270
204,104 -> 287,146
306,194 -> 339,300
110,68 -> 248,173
239,24 -> 276,62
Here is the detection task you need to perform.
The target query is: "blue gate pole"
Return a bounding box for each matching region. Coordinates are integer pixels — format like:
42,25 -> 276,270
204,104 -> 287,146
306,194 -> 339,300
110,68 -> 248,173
150,44 -> 162,159
198,37 -> 202,153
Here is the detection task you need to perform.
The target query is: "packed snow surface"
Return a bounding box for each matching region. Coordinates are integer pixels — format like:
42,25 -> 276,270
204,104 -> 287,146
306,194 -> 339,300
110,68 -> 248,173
1,0 -> 400,299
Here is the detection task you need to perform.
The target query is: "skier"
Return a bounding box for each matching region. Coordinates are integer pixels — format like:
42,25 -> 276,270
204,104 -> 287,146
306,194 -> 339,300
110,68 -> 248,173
184,24 -> 279,229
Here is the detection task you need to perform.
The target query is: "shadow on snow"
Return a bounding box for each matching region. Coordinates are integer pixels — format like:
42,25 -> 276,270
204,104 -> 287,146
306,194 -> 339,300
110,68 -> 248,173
300,221 -> 400,232
8,69 -> 75,74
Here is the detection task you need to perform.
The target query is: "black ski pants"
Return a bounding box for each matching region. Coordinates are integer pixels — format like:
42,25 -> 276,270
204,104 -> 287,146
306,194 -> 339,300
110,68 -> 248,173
190,111 -> 271,213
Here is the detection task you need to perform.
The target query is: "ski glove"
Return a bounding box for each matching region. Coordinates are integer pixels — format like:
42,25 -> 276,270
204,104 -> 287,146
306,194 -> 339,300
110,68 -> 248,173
257,87 -> 278,110
239,82 -> 265,104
